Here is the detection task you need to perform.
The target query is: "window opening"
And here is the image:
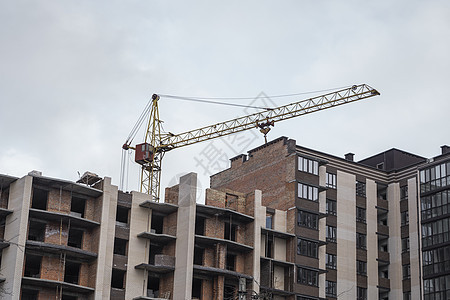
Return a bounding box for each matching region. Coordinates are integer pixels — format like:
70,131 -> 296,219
114,238 -> 128,256
111,268 -> 126,289
67,228 -> 83,248
116,206 -> 129,225
150,213 -> 164,234
24,254 -> 42,278
70,196 -> 86,218
31,188 -> 48,210
28,220 -> 46,242
64,261 -> 80,285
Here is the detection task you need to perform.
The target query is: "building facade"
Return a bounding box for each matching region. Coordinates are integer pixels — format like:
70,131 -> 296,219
0,136 -> 449,299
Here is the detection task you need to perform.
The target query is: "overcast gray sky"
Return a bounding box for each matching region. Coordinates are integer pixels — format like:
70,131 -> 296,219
1,1 -> 449,202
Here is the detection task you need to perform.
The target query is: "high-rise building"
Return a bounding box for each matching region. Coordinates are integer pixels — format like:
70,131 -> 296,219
0,136 -> 449,300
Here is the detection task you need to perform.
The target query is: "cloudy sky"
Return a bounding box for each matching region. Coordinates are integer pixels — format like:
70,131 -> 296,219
1,1 -> 449,201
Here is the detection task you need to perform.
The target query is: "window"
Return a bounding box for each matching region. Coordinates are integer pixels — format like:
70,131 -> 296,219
70,196 -> 86,218
403,264 -> 410,279
356,233 -> 366,249
401,185 -> 408,200
326,173 -> 336,189
421,190 -> 450,220
325,280 -> 336,297
326,253 -> 336,269
420,162 -> 450,193
422,245 -> 450,277
403,291 -> 411,300
67,228 -> 83,248
298,156 -> 319,175
64,261 -> 80,284
111,269 -> 126,289
31,188 -> 48,210
356,207 -> 366,223
297,267 -> 318,286
114,238 -> 128,256
224,222 -> 237,241
402,237 -> 410,252
326,199 -> 336,216
326,226 -> 336,243
401,211 -> 409,226
116,206 -> 129,224
357,287 -> 367,300
298,183 -> 319,201
423,274 -> 450,299
297,238 -> 318,258
422,218 -> 450,248
356,260 -> 367,275
226,253 -> 236,271
298,210 -> 318,229
356,181 -> 366,197
266,213 -> 273,229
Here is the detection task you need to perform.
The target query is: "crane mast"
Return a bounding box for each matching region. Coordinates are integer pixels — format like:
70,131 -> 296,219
123,84 -> 379,201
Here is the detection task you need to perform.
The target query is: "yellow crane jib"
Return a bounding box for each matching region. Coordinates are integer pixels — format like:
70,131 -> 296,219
122,84 -> 380,201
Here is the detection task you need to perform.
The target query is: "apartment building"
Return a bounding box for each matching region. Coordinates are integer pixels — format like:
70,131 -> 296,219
211,136 -> 450,300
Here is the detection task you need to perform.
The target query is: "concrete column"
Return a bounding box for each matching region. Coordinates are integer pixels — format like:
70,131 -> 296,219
408,177 -> 421,297
1,175 -> 32,300
318,164 -> 327,299
94,177 -> 118,299
125,191 -> 152,299
336,171 -> 356,299
252,190 -> 263,295
387,183 -> 403,298
173,173 -> 197,300
366,179 -> 378,299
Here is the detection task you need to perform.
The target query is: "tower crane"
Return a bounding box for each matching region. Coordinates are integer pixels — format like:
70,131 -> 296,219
122,84 -> 379,202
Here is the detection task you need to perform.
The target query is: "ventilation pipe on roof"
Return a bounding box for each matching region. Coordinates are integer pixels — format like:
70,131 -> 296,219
345,153 -> 355,162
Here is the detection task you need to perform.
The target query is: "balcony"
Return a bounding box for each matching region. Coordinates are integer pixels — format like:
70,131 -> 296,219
137,231 -> 176,246
378,277 -> 390,290
193,264 -> 252,280
28,208 -> 100,229
139,201 -> 178,215
377,250 -> 390,264
196,204 -> 254,224
377,224 -> 389,237
21,277 -> 94,295
376,198 -> 389,211
195,235 -> 253,252
135,255 -> 175,274
25,240 -> 97,262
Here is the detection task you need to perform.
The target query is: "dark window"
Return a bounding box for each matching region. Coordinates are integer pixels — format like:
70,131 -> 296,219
195,216 -> 205,235
28,220 -> 46,242
226,253 -> 236,271
423,245 -> 450,277
401,211 -> 409,226
326,226 -> 336,243
402,237 -> 410,252
192,278 -> 202,299
356,181 -> 366,197
356,207 -> 366,223
194,247 -> 204,265
67,228 -> 83,248
403,291 -> 411,300
325,280 -> 336,297
114,238 -> 128,256
298,156 -> 319,175
24,255 -> 42,278
70,196 -> 86,218
297,238 -> 318,258
265,236 -> 274,258
150,213 -> 163,234
403,264 -> 410,279
64,261 -> 80,285
297,267 -> 318,286
400,185 -> 408,200
111,269 -> 126,289
116,206 -> 129,224
357,260 -> 367,275
224,222 -> 237,241
326,199 -> 336,216
31,188 -> 48,210
357,287 -> 367,300
147,276 -> 159,297
21,289 -> 38,300
297,210 -> 318,229
326,253 -> 336,269
356,233 -> 366,250
298,183 -> 319,202
326,173 -> 336,189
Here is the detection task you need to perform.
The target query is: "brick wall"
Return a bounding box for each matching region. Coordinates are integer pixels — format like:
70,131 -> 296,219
40,256 -> 62,281
211,137 -> 297,210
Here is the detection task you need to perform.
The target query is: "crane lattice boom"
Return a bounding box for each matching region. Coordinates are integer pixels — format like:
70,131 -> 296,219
122,84 -> 380,201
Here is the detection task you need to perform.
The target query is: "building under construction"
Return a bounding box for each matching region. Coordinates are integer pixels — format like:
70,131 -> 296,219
1,137 -> 449,299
